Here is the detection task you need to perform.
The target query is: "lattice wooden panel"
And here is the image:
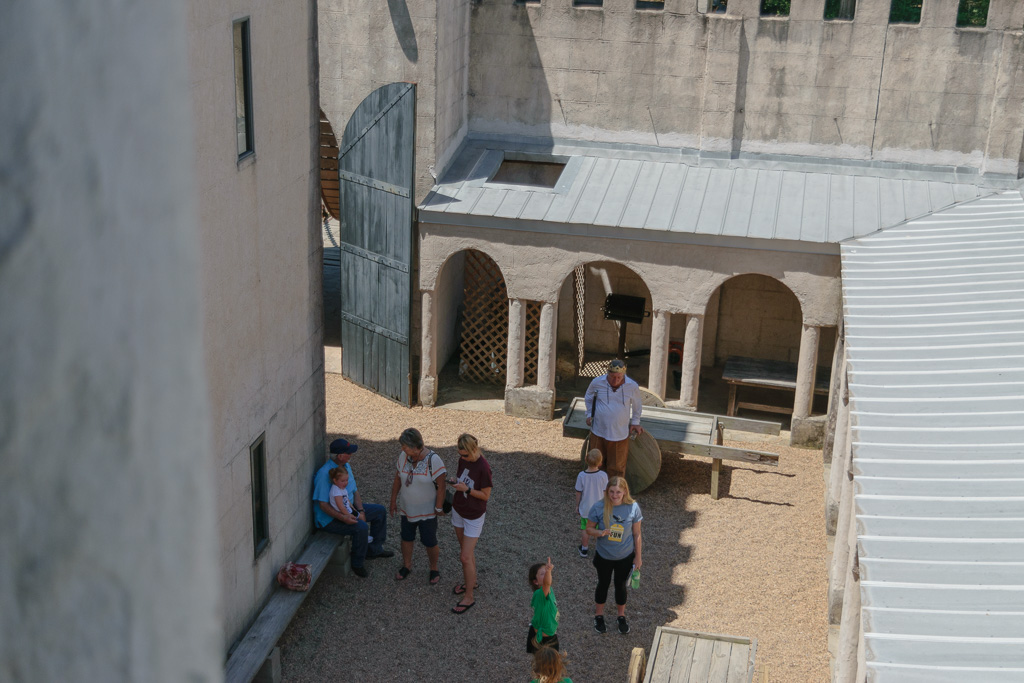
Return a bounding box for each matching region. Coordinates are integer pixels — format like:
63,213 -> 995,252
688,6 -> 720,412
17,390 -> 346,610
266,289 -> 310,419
458,250 -> 508,384
573,265 -> 586,373
524,301 -> 541,384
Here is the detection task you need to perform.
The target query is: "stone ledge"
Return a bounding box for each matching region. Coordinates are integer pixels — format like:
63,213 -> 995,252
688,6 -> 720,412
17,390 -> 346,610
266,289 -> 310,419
504,386 -> 555,421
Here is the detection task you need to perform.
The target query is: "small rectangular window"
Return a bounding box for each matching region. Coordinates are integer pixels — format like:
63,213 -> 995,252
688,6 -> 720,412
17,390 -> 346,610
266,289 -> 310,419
233,18 -> 254,158
250,433 -> 269,557
573,0 -> 602,6
889,0 -> 922,24
710,0 -> 728,12
956,0 -> 989,27
760,0 -> 790,17
824,0 -> 856,20
636,0 -> 664,9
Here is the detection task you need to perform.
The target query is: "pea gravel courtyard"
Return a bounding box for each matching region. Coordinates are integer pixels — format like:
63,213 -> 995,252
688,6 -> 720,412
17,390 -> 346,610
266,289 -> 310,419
277,374 -> 829,682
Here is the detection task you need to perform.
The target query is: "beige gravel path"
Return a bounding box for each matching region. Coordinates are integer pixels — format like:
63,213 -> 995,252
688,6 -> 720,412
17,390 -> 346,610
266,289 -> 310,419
278,374 -> 829,682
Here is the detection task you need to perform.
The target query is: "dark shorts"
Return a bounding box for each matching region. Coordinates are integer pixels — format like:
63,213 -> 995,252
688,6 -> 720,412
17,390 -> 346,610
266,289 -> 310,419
526,626 -> 559,654
400,515 -> 438,547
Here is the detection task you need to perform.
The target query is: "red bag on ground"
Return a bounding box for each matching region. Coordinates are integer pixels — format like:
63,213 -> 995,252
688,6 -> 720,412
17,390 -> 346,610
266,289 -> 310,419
277,562 -> 312,591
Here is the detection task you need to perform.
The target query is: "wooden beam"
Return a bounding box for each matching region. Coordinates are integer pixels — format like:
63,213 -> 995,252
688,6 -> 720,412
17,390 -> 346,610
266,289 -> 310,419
672,442 -> 779,466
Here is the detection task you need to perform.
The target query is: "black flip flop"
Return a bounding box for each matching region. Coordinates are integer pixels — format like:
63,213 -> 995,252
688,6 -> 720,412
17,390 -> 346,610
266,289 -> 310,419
451,601 -> 475,614
395,566 -> 411,581
429,570 -> 441,585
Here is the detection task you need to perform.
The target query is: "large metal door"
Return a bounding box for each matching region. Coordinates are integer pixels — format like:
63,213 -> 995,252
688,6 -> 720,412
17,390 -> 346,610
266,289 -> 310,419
338,83 -> 416,405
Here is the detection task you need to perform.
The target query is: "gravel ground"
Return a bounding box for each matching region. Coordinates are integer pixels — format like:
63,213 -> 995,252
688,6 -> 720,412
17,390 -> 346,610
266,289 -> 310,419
278,374 -> 829,682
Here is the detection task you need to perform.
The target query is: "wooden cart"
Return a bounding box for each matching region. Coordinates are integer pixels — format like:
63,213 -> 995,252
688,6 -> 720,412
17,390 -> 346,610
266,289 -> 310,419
642,626 -> 759,683
562,397 -> 781,498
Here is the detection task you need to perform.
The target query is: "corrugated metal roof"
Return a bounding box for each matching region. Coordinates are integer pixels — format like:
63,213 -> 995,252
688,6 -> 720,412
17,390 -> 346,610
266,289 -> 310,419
841,190 -> 1024,681
420,139 -> 995,247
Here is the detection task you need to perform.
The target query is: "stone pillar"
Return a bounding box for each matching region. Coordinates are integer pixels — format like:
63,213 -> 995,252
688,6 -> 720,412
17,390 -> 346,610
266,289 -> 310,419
835,537 -> 862,683
648,310 -> 671,400
828,448 -> 854,625
505,299 -> 555,421
793,324 -> 821,419
506,298 -> 525,389
418,290 -> 438,407
826,360 -> 850,533
537,301 -> 557,392
680,314 -> 704,411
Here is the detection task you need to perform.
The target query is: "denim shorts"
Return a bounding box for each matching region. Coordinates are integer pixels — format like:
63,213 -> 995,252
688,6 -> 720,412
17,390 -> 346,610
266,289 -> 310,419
400,515 -> 438,547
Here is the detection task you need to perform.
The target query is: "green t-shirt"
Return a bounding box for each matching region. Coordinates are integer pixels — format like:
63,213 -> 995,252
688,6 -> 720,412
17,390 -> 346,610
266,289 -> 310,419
530,588 -> 559,637
531,678 -> 572,683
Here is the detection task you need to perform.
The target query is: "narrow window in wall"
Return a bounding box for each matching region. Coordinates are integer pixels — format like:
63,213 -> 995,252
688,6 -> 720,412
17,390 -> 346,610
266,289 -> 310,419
710,0 -> 728,12
824,0 -> 856,20
889,0 -> 922,24
956,0 -> 989,27
250,433 -> 270,557
760,0 -> 790,17
573,0 -> 602,7
636,0 -> 665,9
233,18 -> 254,158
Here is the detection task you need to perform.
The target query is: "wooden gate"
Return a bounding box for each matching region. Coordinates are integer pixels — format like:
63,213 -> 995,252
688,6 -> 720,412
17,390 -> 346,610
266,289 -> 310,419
338,83 -> 416,405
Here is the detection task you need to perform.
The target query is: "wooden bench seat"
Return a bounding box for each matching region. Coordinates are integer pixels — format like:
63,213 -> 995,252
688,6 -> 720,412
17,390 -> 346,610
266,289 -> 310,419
225,533 -> 347,683
723,355 -> 830,418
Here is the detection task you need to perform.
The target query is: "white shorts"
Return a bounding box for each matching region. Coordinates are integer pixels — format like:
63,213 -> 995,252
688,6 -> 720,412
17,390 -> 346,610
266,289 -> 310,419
450,509 -> 486,538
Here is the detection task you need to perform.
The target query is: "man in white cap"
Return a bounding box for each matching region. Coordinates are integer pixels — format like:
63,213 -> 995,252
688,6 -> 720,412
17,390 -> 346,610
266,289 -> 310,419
584,359 -> 644,479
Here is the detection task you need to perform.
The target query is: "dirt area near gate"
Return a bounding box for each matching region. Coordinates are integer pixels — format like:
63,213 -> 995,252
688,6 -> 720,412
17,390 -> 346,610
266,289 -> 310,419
278,374 -> 829,682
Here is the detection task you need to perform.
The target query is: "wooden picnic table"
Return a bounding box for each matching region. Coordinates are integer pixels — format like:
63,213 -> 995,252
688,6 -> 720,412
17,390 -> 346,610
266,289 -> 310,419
643,626 -> 759,683
563,398 -> 780,499
722,355 -> 831,418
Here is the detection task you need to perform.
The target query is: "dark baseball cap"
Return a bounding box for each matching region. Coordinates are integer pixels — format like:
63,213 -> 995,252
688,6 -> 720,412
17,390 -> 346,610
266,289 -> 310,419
329,438 -> 358,455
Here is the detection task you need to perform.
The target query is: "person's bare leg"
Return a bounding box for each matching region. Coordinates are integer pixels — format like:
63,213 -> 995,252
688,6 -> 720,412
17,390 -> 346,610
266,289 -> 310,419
427,543 -> 439,571
401,540 -> 413,570
459,535 -> 479,603
580,529 -> 589,548
595,602 -> 605,616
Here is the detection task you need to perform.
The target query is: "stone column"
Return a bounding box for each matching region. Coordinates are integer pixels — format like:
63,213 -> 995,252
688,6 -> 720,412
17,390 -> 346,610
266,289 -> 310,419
793,324 -> 821,419
506,298 -> 526,389
648,310 -> 671,400
828,443 -> 854,625
680,314 -> 704,410
835,536 -> 862,683
537,301 -> 557,391
418,290 -> 438,407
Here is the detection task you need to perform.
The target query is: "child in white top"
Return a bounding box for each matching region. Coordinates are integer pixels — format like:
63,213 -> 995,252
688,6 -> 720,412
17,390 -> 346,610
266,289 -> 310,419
328,468 -> 356,519
575,449 -> 609,557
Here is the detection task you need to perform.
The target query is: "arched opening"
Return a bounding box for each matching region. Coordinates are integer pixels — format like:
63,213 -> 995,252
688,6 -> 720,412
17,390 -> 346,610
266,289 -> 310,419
554,261 -> 654,397
694,274 -> 835,418
433,249 -> 511,407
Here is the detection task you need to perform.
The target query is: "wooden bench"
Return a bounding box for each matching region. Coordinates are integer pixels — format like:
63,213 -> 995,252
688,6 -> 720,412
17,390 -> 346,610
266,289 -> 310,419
643,626 -> 758,683
723,355 -> 830,418
225,533 -> 349,683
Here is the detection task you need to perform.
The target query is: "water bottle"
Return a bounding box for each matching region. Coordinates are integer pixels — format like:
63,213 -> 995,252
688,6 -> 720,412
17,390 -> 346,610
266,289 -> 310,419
630,567 -> 640,590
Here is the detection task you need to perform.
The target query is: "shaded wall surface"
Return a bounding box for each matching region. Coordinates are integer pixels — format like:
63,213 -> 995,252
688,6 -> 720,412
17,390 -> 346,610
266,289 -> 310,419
0,0 -> 221,680
188,0 -> 324,647
468,0 -> 1024,175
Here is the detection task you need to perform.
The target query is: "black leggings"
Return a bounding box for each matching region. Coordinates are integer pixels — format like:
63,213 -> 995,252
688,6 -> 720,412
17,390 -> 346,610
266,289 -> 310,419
593,551 -> 635,606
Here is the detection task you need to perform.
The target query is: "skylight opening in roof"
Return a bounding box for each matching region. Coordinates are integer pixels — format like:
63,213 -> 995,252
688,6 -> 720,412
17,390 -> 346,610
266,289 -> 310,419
490,159 -> 567,189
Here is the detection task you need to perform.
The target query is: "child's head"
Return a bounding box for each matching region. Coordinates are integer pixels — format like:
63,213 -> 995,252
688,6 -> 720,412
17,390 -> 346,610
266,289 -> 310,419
532,646 -> 567,683
585,448 -> 603,468
329,467 -> 349,487
528,562 -> 547,589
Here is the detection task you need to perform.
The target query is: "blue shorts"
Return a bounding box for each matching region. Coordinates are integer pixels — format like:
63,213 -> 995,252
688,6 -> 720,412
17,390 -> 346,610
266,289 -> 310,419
400,515 -> 438,547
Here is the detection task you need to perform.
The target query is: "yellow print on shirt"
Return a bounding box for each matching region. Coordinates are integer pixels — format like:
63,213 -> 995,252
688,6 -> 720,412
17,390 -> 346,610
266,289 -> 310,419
608,523 -> 624,542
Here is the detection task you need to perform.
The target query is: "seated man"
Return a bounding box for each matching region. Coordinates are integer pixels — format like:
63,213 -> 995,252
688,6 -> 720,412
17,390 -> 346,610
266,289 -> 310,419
313,438 -> 393,577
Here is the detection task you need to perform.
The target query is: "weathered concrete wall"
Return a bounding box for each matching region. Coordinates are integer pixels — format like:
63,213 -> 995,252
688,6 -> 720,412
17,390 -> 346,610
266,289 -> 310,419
436,0 -> 472,175
319,0 -> 441,203
189,0 -> 325,648
435,249 -> 466,370
0,0 -> 222,680
468,0 -> 1024,175
419,225 -> 843,326
714,274 -> 803,364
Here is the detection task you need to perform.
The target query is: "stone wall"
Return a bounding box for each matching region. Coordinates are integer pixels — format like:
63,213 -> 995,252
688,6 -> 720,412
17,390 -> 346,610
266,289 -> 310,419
467,0 -> 1024,175
188,0 -> 324,648
0,0 -> 221,679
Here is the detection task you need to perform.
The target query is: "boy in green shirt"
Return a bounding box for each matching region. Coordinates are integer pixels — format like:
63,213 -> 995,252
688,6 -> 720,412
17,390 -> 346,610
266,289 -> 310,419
527,557 -> 559,653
